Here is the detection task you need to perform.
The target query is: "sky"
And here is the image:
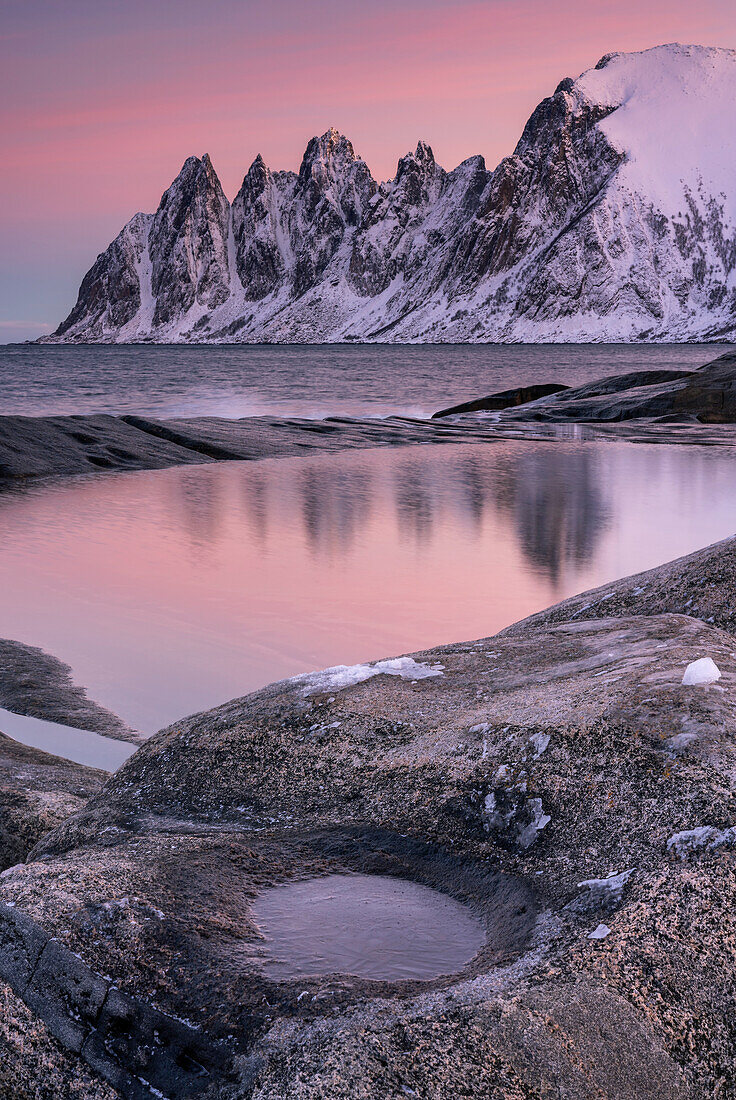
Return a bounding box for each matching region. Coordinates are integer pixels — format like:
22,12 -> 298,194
2,0 -> 736,342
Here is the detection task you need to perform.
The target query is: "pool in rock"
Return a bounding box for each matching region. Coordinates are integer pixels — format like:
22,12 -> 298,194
252,873 -> 487,981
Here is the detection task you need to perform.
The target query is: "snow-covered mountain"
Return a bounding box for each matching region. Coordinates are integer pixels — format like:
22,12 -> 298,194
47,44 -> 736,344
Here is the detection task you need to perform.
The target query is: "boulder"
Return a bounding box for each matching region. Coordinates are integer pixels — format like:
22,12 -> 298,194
4,535 -> 736,1094
432,382 -> 569,418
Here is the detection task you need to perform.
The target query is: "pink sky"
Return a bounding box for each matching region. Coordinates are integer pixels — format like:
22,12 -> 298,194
2,0 -> 736,340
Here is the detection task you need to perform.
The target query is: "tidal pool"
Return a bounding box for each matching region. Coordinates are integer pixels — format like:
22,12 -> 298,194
0,708 -> 134,771
252,873 -> 487,981
2,437 -> 736,751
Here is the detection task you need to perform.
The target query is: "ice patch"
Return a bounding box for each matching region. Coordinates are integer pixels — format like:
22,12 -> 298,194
664,732 -> 698,752
577,869 -> 633,908
529,732 -> 551,759
667,825 -> 736,859
682,657 -> 721,685
517,798 -> 551,849
293,657 -> 444,696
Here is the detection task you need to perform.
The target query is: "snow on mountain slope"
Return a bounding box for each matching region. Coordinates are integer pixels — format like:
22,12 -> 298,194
46,44 -> 736,344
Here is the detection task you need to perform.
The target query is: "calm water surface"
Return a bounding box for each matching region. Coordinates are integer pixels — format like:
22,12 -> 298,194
252,874 -> 486,981
2,438 -> 736,746
0,344 -> 729,419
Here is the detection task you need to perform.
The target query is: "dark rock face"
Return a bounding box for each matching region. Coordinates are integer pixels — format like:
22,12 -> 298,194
5,537 -> 736,1094
448,92 -> 621,294
291,129 -> 376,296
148,154 -> 231,327
348,141 -> 448,298
47,46 -> 736,343
54,213 -> 149,340
433,382 -> 570,418
231,156 -> 288,301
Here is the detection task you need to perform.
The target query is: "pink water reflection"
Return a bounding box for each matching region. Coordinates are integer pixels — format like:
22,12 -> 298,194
2,440 -> 735,734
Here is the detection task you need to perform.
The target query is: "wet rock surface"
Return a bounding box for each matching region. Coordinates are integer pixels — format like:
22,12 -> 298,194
4,536 -> 736,1095
0,638 -> 139,742
4,353 -> 736,489
440,351 -> 736,425
0,410 -> 503,482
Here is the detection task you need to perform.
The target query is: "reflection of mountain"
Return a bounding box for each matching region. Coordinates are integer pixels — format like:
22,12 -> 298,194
168,446 -> 610,581
172,469 -> 225,555
298,466 -> 374,554
390,448 -> 609,579
490,449 -> 610,582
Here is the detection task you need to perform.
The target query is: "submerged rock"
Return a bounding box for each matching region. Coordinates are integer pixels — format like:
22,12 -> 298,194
0,638 -> 139,743
4,533 -> 736,1093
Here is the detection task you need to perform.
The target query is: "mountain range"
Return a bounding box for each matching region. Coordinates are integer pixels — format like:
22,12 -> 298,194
46,44 -> 736,344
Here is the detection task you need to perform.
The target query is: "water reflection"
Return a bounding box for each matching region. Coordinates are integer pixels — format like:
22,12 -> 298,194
298,466 -> 375,554
221,446 -> 611,579
488,451 -> 610,581
0,439 -> 734,735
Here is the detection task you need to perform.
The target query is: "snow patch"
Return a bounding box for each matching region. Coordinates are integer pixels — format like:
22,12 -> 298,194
529,732 -> 551,759
667,824 -> 736,859
292,657 -> 444,696
577,869 -> 633,908
588,924 -> 611,940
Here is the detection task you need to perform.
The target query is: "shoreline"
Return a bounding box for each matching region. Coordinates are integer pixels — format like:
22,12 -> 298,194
3,351 -> 736,485
3,410 -> 736,488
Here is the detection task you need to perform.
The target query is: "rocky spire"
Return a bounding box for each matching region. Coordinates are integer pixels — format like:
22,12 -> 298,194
230,154 -> 287,300
148,154 -> 231,327
290,129 -> 376,294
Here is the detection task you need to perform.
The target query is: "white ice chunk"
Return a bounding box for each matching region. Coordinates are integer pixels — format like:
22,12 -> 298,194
517,798 -> 551,849
293,657 -> 444,696
588,924 -> 611,940
682,657 -> 721,685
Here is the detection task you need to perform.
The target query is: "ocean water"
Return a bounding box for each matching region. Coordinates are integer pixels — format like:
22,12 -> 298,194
0,343 -> 728,420
2,437 -> 736,766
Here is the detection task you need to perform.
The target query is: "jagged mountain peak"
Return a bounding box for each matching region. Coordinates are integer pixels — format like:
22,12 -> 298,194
395,140 -> 437,176
238,153 -> 272,195
299,128 -> 366,177
48,44 -> 736,345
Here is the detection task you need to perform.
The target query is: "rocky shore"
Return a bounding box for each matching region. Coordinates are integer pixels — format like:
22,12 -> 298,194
0,639 -> 139,743
2,532 -> 736,1097
0,732 -> 107,873
3,351 -> 736,487
434,349 -> 736,424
